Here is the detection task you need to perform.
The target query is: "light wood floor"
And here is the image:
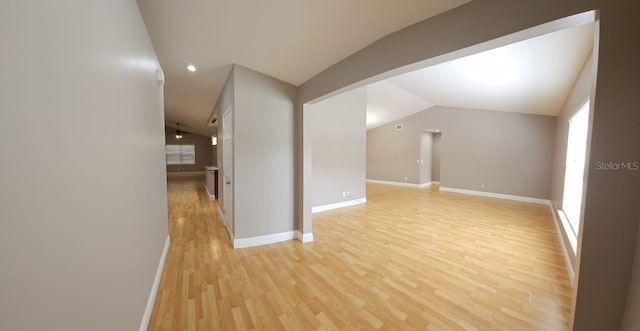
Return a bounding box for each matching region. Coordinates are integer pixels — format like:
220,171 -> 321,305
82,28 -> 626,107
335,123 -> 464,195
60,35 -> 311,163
148,177 -> 572,330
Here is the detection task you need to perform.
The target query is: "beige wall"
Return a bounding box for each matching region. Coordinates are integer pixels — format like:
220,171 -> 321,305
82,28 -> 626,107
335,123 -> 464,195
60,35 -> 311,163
368,106 -> 556,199
0,1 -> 168,330
623,222 -> 640,330
309,87 -> 367,207
165,128 -> 213,173
367,122 -> 420,184
233,65 -> 296,239
297,1 -> 640,329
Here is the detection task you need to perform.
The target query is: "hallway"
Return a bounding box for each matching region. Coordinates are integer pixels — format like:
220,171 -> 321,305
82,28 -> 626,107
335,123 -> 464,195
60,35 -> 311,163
148,177 -> 571,330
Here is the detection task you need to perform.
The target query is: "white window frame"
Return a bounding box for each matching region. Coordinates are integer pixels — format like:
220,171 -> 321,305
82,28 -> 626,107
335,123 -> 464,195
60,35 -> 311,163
166,144 -> 196,165
558,100 -> 590,252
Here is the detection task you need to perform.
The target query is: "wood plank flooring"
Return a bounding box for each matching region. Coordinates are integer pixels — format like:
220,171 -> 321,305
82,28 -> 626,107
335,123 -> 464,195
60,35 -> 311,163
148,177 -> 572,330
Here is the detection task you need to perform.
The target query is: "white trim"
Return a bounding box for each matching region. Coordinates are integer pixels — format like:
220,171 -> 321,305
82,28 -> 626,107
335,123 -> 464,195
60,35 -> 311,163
205,185 -> 216,200
549,203 -> 576,286
233,231 -> 296,249
557,209 -> 578,251
431,181 -> 440,185
295,231 -> 314,243
366,179 -> 432,188
139,235 -> 170,331
167,171 -> 205,177
439,187 -> 550,205
217,206 -> 233,241
312,198 -> 367,213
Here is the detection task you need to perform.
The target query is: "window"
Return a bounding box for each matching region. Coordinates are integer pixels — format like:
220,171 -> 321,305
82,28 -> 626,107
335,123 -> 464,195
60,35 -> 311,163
559,100 -> 590,252
166,145 -> 195,165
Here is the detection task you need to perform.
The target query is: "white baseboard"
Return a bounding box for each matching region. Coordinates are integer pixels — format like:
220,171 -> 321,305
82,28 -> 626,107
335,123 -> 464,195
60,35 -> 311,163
233,231 -> 296,249
205,185 -> 216,200
217,205 -> 224,220
366,179 -> 432,188
549,203 -> 576,286
167,171 -> 205,177
295,231 -> 314,243
217,206 -> 234,241
312,198 -> 367,213
139,235 -> 170,331
439,187 -> 550,205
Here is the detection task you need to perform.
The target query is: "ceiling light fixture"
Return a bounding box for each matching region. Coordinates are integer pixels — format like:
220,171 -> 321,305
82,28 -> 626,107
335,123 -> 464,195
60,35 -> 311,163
175,123 -> 183,139
186,64 -> 196,72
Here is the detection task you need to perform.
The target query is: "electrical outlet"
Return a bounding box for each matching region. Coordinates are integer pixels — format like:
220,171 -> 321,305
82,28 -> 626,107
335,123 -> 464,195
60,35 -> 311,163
342,192 -> 346,197
346,191 -> 350,197
481,183 -> 485,189
404,176 -> 408,181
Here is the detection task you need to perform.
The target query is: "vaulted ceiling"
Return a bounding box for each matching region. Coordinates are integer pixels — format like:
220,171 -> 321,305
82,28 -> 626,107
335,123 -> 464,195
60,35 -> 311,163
365,22 -> 595,129
137,1 -> 594,135
137,0 -> 472,135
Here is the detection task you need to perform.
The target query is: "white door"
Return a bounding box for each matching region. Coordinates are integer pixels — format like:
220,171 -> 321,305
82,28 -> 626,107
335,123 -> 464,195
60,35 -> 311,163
222,106 -> 233,235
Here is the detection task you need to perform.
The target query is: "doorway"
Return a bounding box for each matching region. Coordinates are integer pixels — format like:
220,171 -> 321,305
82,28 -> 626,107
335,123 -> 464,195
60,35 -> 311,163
419,130 -> 442,186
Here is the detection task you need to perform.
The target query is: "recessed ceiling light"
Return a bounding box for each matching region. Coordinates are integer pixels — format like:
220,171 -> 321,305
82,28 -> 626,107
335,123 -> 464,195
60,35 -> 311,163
186,64 -> 196,72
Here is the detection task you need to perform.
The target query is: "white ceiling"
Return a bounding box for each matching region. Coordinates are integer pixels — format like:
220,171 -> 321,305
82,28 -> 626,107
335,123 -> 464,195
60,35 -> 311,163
136,0 -> 472,135
365,22 -> 595,129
